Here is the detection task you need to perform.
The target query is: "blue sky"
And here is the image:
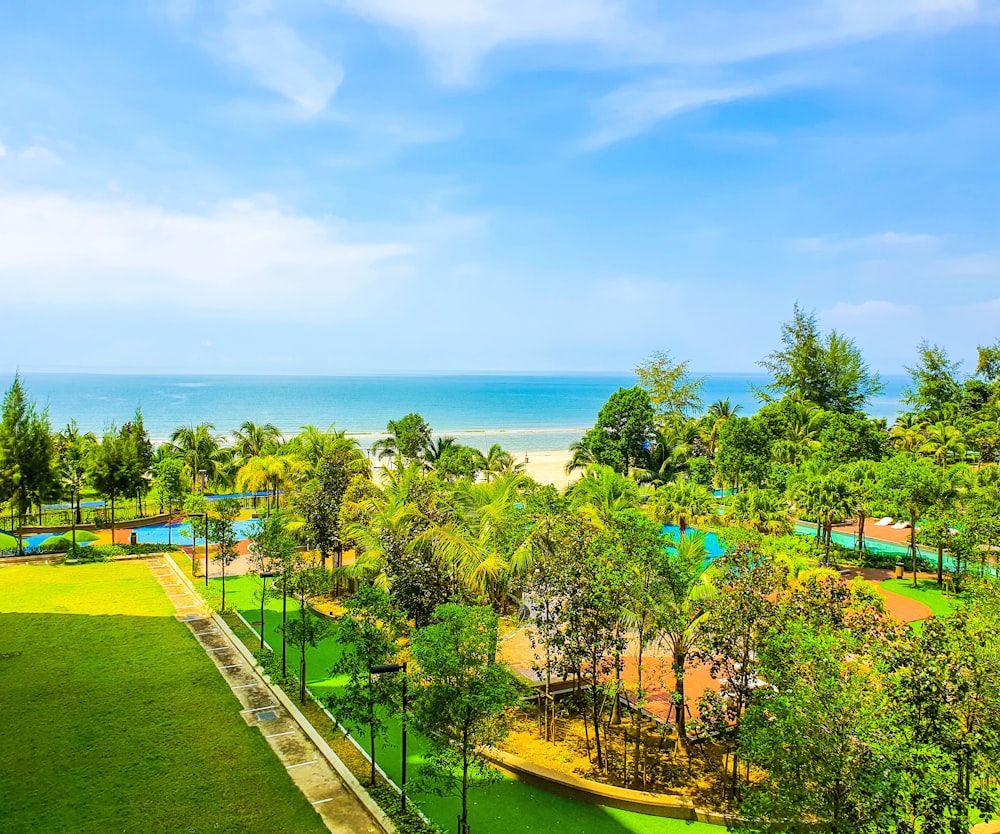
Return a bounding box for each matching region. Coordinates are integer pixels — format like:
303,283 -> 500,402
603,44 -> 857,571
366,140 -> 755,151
1,1 -> 999,375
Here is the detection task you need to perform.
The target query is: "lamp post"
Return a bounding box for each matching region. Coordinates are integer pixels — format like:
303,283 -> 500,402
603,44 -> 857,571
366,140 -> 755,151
188,512 -> 209,587
369,662 -> 408,812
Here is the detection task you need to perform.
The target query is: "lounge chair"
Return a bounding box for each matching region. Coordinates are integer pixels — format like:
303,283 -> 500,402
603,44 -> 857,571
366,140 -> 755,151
891,520 -> 911,529
874,517 -> 893,527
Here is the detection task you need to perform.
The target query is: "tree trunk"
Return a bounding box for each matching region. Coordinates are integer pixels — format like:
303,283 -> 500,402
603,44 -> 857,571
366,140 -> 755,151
592,681 -> 604,771
300,649 -> 307,703
110,494 -> 116,545
461,721 -> 470,833
857,513 -> 866,555
282,584 -> 288,676
911,515 -> 918,588
260,579 -> 267,651
937,544 -> 944,586
674,647 -> 689,755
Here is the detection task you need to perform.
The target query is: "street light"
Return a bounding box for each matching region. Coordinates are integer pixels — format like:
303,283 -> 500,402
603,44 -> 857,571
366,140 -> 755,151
188,511 -> 210,587
369,662 -> 408,813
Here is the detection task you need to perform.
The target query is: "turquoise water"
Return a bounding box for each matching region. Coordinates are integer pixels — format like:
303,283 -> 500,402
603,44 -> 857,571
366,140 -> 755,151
16,372 -> 908,453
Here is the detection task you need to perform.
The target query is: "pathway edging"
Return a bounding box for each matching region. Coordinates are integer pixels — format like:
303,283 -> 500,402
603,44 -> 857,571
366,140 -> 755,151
158,553 -> 395,834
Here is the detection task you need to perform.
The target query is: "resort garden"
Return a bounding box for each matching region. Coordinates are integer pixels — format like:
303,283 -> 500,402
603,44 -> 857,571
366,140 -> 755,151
3,306 -> 1000,833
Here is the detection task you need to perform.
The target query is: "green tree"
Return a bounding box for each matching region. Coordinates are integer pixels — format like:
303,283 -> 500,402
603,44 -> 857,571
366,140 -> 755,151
0,374 -> 57,533
739,620 -> 898,831
372,413 -> 432,464
281,563 -> 333,702
119,407 -> 153,515
88,429 -> 132,545
813,412 -> 886,467
715,417 -> 771,491
698,546 -> 783,802
209,498 -> 242,610
758,304 -> 883,412
884,595 -> 1000,831
646,480 -> 715,538
656,531 -> 714,754
249,512 -> 300,675
920,421 -> 966,468
579,386 -> 655,475
634,351 -> 705,422
976,340 -> 1000,383
152,454 -> 187,527
725,488 -> 792,536
168,422 -> 231,491
411,603 -> 522,834
567,464 -> 640,526
903,341 -> 963,418
328,586 -> 405,784
55,421 -> 96,537
876,455 -> 942,586
555,525 -> 628,772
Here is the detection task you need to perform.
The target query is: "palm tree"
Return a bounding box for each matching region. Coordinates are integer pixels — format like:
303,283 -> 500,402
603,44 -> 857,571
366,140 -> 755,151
56,421 -> 96,528
236,452 -> 307,512
890,414 -> 926,453
567,465 -> 640,526
812,474 -> 856,566
654,532 -> 714,752
920,421 -> 966,468
634,424 -> 697,485
232,421 -> 283,461
843,460 -> 878,555
431,472 -> 533,607
483,444 -> 521,481
341,465 -> 431,589
701,399 -> 741,457
725,488 -> 792,536
647,480 -> 715,538
566,438 -> 598,474
168,423 -> 232,491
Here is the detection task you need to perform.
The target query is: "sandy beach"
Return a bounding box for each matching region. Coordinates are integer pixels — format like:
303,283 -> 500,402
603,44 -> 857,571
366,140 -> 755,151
519,449 -> 575,490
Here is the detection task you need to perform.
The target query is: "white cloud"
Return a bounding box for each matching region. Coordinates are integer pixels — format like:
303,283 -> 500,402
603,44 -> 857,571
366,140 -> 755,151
0,191 -> 412,312
585,77 -> 795,149
334,0 -> 631,84
0,143 -> 6,158
827,300 -> 919,321
222,9 -> 343,116
331,0 -> 982,83
794,232 -> 942,254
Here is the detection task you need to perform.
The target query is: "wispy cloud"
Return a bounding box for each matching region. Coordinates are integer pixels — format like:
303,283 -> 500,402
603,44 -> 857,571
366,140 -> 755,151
221,7 -> 343,116
584,76 -> 799,149
793,232 -> 942,254
827,299 -> 920,321
331,0 -> 984,83
0,190 -> 410,311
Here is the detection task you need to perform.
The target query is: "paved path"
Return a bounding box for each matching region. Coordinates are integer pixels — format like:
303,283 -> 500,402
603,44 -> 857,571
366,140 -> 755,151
146,556 -> 386,834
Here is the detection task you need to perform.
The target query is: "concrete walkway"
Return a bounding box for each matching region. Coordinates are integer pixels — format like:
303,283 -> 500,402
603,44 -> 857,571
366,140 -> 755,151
146,555 -> 388,834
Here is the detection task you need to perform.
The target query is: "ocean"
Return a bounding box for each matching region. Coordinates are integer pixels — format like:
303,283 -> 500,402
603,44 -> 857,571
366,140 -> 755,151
13,372 -> 909,453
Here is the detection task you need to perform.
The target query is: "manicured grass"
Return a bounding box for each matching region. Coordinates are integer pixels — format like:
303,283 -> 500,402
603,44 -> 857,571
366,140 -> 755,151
0,563 -> 328,834
223,575 -> 722,834
879,576 -> 964,624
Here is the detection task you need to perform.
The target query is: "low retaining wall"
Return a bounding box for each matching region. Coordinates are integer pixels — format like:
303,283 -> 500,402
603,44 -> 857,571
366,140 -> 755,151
483,748 -> 733,826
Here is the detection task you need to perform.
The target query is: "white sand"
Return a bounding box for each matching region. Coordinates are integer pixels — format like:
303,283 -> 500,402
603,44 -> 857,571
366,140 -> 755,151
519,449 -> 576,490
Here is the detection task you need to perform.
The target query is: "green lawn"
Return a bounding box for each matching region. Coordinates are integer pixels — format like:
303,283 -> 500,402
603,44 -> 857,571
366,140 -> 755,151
223,575 -> 724,834
879,576 -> 964,627
0,563 -> 328,834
